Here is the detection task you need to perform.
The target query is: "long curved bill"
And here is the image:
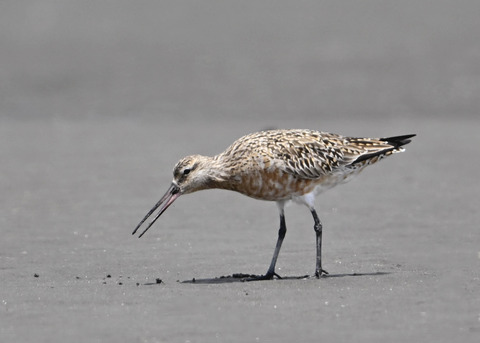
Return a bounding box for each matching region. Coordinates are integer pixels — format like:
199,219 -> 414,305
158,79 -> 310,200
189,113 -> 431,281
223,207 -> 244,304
132,183 -> 181,238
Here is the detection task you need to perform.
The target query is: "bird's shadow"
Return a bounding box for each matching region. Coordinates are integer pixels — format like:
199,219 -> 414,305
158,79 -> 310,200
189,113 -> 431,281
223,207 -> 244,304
179,271 -> 391,284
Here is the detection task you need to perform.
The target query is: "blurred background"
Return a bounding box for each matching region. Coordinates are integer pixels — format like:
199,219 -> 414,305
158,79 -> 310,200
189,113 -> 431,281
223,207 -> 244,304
1,0 -> 479,123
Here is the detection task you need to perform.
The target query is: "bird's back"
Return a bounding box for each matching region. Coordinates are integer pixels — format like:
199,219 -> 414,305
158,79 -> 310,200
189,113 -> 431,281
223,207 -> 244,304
215,129 -> 414,200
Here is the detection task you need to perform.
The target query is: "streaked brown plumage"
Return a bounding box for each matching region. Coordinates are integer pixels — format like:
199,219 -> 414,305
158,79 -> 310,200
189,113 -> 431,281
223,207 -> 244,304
132,129 -> 415,280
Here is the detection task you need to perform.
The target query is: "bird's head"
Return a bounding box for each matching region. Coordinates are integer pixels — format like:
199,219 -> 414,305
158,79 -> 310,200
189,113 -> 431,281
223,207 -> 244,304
132,155 -> 220,238
171,155 -> 215,194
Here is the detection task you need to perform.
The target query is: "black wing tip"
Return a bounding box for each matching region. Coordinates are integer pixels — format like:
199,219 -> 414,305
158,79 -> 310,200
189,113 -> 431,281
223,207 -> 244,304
350,134 -> 415,165
380,134 -> 416,148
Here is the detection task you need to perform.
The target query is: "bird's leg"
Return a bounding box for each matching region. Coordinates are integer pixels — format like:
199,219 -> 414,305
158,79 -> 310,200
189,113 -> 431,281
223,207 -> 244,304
311,208 -> 328,278
247,210 -> 286,281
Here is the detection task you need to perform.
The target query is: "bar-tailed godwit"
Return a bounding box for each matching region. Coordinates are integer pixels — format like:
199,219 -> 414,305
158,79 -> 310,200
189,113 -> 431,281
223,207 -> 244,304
132,129 -> 415,280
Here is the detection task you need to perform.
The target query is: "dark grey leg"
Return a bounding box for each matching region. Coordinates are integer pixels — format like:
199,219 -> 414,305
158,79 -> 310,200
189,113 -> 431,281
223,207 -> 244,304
264,212 -> 286,278
247,209 -> 286,281
311,209 -> 328,278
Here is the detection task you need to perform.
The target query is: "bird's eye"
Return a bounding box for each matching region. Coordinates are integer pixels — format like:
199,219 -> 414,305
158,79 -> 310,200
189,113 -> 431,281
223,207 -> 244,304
183,168 -> 191,175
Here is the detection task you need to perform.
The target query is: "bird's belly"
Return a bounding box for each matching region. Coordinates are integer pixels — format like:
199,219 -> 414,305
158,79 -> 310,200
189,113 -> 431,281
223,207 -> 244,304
233,168 -> 363,201
233,171 -> 330,201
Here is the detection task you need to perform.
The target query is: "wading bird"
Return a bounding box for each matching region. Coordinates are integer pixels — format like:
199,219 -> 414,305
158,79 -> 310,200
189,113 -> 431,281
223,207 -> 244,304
132,129 -> 415,280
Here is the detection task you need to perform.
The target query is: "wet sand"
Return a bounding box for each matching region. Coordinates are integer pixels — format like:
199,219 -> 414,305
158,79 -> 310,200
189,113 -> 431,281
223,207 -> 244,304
1,116 -> 479,342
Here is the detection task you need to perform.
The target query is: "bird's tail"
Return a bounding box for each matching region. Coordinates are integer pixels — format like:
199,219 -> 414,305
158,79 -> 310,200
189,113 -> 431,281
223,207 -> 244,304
349,134 -> 415,165
380,134 -> 416,150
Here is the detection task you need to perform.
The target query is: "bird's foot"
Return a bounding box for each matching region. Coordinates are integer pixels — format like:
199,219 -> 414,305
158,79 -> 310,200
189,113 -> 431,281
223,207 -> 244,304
245,271 -> 282,282
314,269 -> 329,278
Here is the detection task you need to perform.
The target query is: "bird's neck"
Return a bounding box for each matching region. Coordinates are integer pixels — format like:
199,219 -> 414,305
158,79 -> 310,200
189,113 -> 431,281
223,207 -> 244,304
200,155 -> 239,191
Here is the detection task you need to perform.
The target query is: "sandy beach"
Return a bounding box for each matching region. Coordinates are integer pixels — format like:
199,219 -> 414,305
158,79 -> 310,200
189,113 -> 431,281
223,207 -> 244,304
1,2 -> 479,342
